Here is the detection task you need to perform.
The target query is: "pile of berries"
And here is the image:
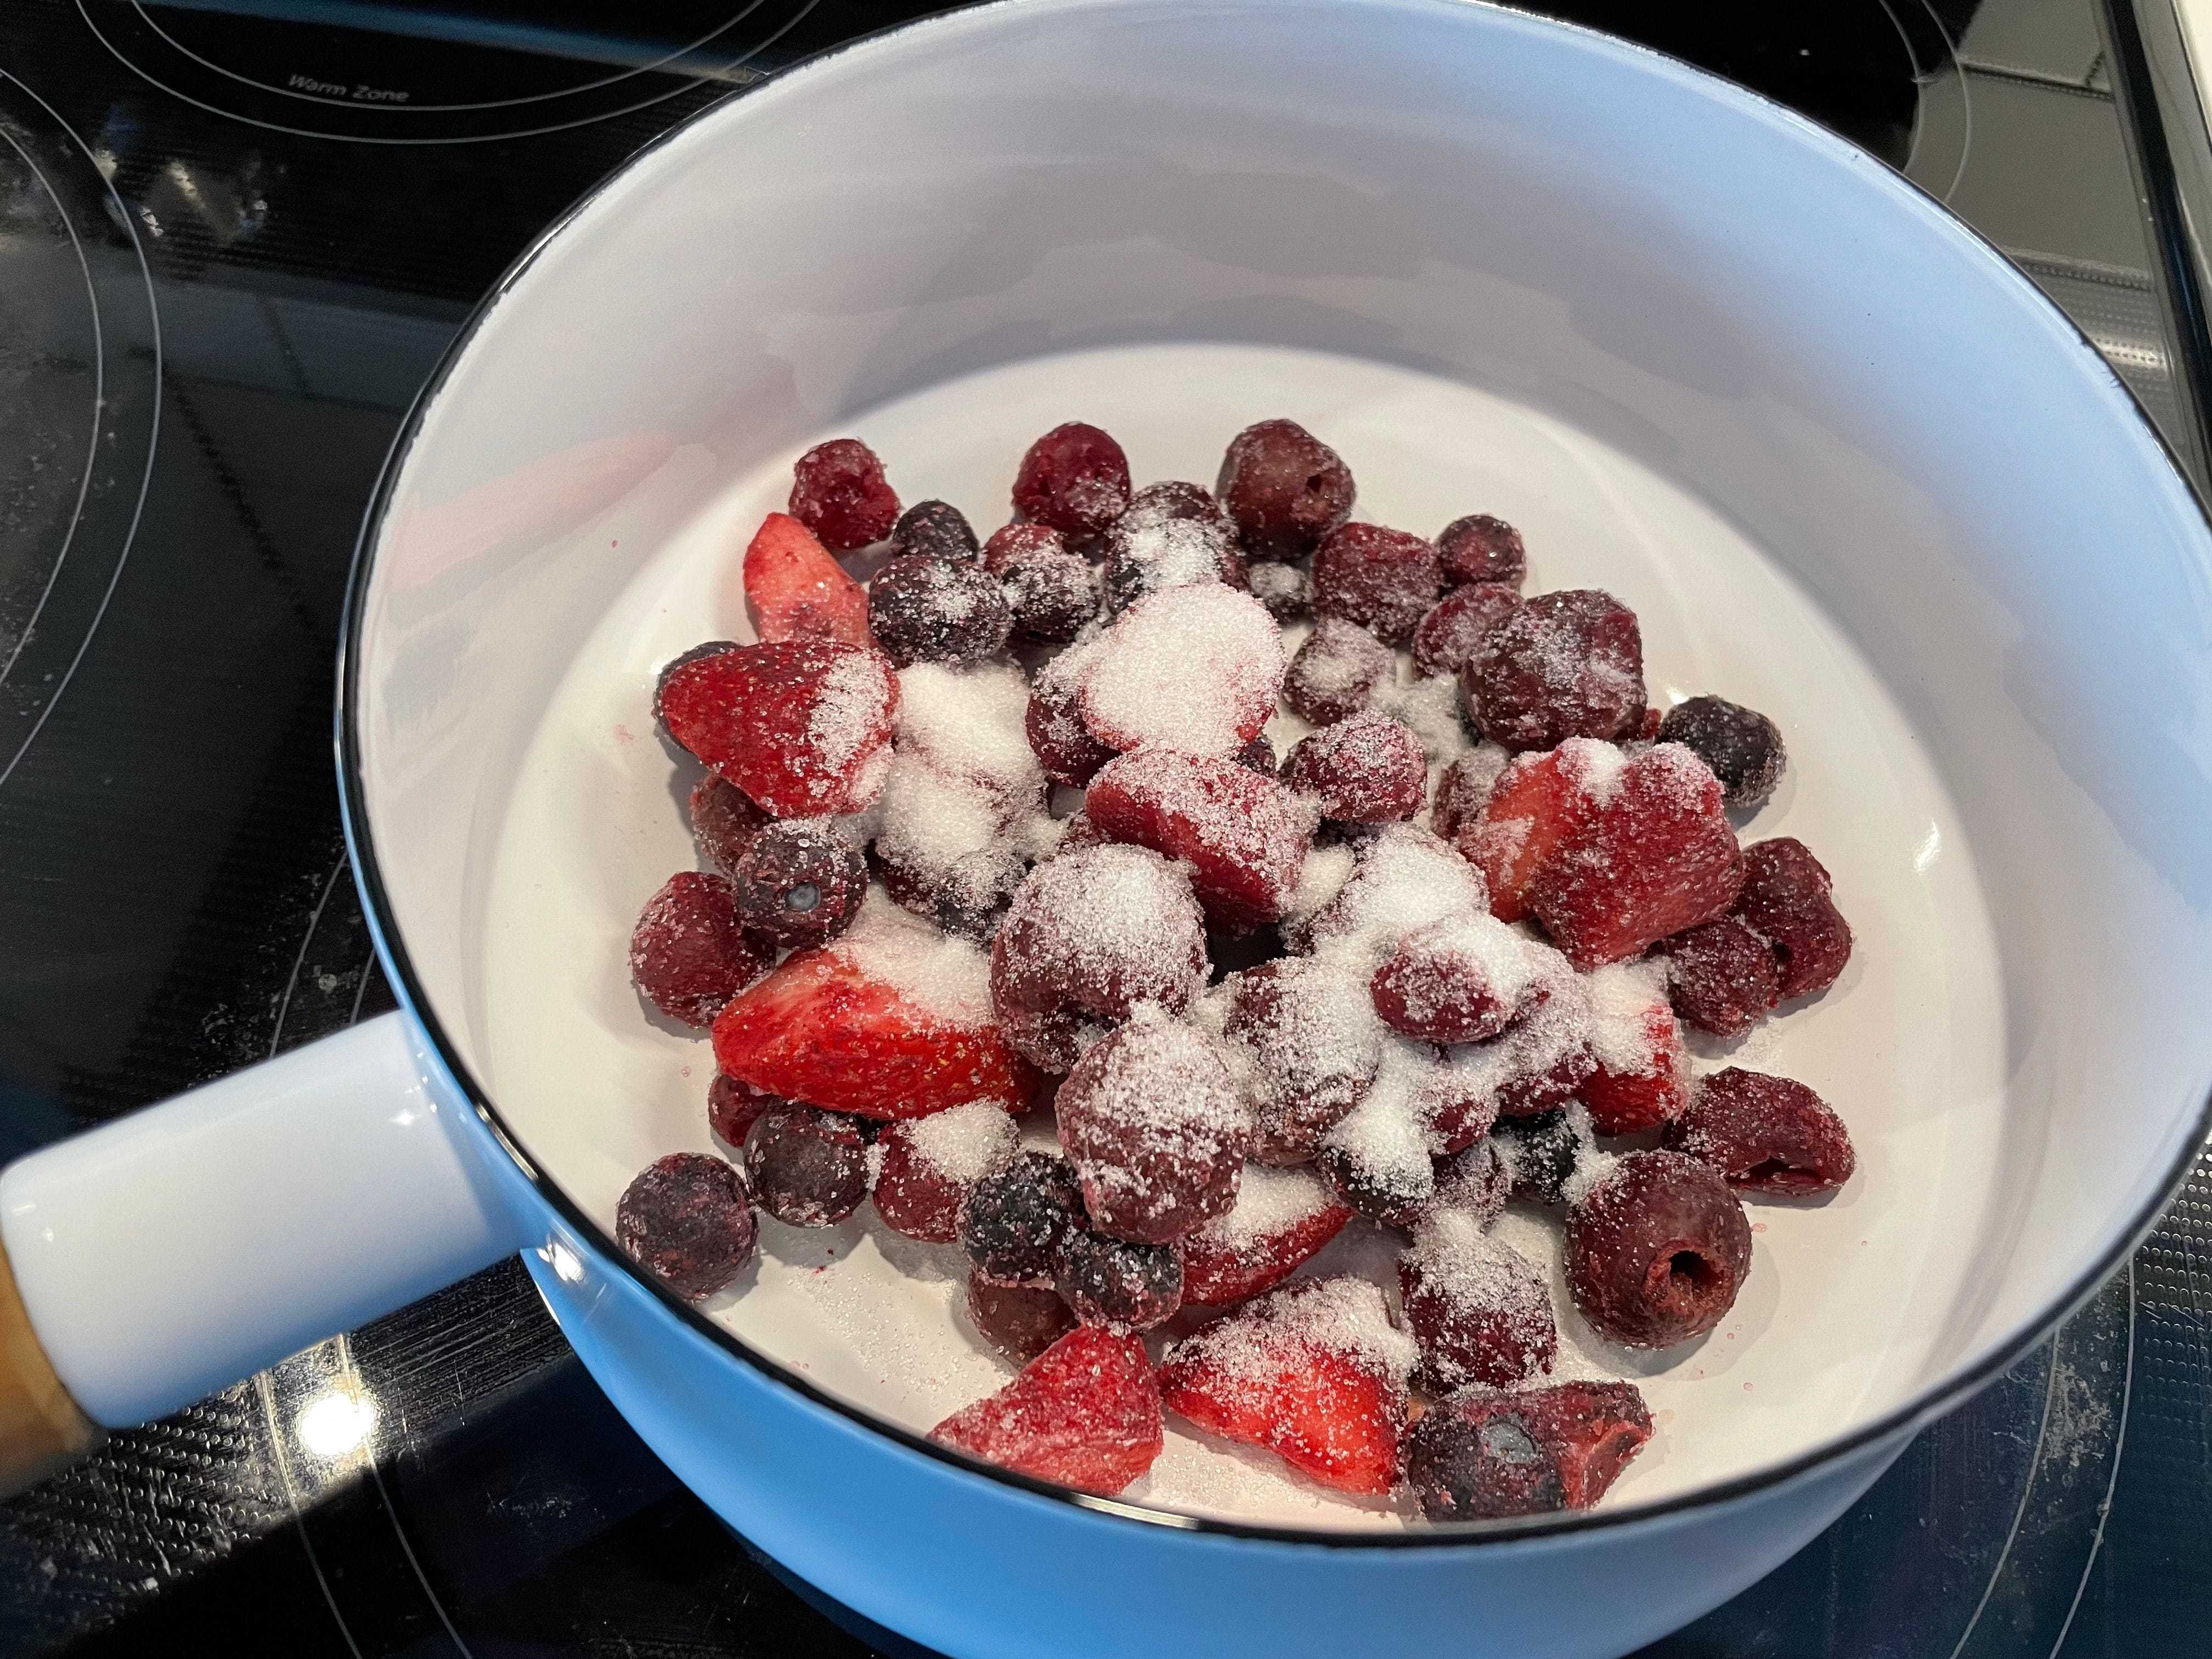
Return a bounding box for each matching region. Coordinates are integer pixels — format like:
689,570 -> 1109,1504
618,418 -> 1858,1521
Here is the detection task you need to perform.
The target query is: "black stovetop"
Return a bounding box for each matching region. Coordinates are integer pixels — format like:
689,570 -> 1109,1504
2,2 -> 2208,1654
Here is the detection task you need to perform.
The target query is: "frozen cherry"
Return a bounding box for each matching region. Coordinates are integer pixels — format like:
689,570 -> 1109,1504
1103,489 -> 1244,612
1245,560 -> 1311,620
890,498 -> 980,563
1284,617 -> 1394,729
1664,918 -> 1781,1038
990,843 -> 1210,1024
708,1072 -> 782,1149
1283,712 -> 1427,823
1412,583 -> 1521,680
1056,1009 -> 1247,1243
743,1105 -> 872,1227
1370,912 -> 1546,1044
1311,522 -> 1442,646
1399,1215 -> 1558,1389
1436,514 -> 1527,589
961,1150 -> 1087,1286
868,555 -> 1012,668
1012,422 -> 1131,536
1127,478 -> 1234,531
687,775 -> 768,877
1224,958 -> 1378,1164
617,1152 -> 757,1300
1026,652 -> 1118,788
997,541 -> 1099,641
1734,837 -> 1853,999
1429,748 -> 1506,842
653,640 -> 741,749
629,871 -> 769,1028
1316,1137 -> 1434,1233
1463,589 -> 1646,752
1566,1150 -> 1751,1347
1492,1108 -> 1589,1205
1430,1137 -> 1513,1223
730,819 -> 867,949
1055,1227 -> 1184,1332
789,438 -> 899,551
1407,1381 -> 1651,1520
1666,1068 -> 1856,1194
1658,696 -> 1786,809
966,1269 -> 1077,1364
1215,419 -> 1355,558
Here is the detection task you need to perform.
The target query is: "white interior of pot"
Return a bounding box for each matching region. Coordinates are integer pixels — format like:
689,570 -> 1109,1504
352,0 -> 2212,1529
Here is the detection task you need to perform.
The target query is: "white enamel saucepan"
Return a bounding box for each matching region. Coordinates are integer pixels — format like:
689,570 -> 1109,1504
4,2 -> 2211,1654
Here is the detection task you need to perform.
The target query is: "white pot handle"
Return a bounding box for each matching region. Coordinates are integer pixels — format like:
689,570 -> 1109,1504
0,1011 -> 522,1491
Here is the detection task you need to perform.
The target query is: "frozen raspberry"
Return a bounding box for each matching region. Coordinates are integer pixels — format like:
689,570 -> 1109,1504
932,1324 -> 1163,1495
961,1150 -> 1086,1286
616,1152 -> 757,1301
1461,738 -> 1620,923
1578,965 -> 1690,1135
1056,1227 -> 1183,1332
868,555 -> 1013,668
1056,1008 -> 1248,1243
1245,560 -> 1311,620
1236,733 -> 1278,775
1312,522 -> 1442,646
1463,589 -> 1646,751
657,640 -> 896,817
1400,1213 -> 1557,1390
1215,419 -> 1356,559
1407,1381 -> 1651,1520
1012,422 -> 1131,536
727,819 -> 866,949
1412,583 -> 1521,680
1223,958 -> 1379,1163
1283,617 -> 1392,726
1666,1069 -> 1856,1194
1566,1150 -> 1752,1347
688,775 -> 768,877
1663,918 -> 1781,1037
991,843 -> 1209,1025
707,1072 -> 781,1149
629,871 -> 769,1028
741,513 -> 873,648
1180,1165 -> 1353,1307
742,1105 -> 871,1227
873,1102 -> 1020,1243
1283,712 -> 1427,823
1026,648 -> 1117,788
996,542 -> 1098,641
1493,1106 -> 1591,1205
966,1271 -> 1076,1364
1369,911 -> 1549,1044
1079,583 -> 1285,755
1658,696 -> 1786,809
891,498 -> 980,563
1436,514 -> 1528,589
789,438 -> 900,551
1102,489 -> 1245,612
1086,748 -> 1316,931
1734,837 -> 1853,999
653,640 -> 741,747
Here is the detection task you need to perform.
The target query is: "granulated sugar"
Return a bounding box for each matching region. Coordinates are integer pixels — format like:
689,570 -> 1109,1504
1188,1163 -> 1341,1254
1487,1201 -> 1632,1386
1166,1276 -> 1419,1388
905,1101 -> 1020,1186
894,661 -> 1045,799
1583,959 -> 1673,1074
834,890 -> 995,1023
1373,672 -> 1474,764
1305,824 -> 1489,966
1081,584 -> 1287,753
806,647 -> 898,776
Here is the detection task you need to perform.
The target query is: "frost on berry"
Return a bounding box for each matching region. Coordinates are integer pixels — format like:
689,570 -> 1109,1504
1054,1227 -> 1184,1332
617,1152 -> 757,1301
1311,522 -> 1442,646
868,554 -> 1013,668
1215,419 -> 1355,558
990,842 -> 1209,1026
1012,422 -> 1132,536
1026,642 -> 1118,788
1734,837 -> 1853,1000
997,541 -> 1099,641
1369,909 -> 1552,1044
890,498 -> 980,563
1666,1068 -> 1856,1194
689,775 -> 768,878
1102,483 -> 1245,612
1283,616 -> 1393,726
743,1105 -> 872,1227
1658,695 -> 1786,809
630,871 -> 770,1028
961,1150 -> 1086,1286
730,819 -> 868,949
1462,589 -> 1645,752
1664,917 -> 1782,1037
1246,560 -> 1311,620
1085,748 -> 1317,932
1566,1149 -> 1751,1347
1435,514 -> 1527,589
1283,712 -> 1427,824
789,437 -> 900,551
874,1102 -> 1021,1243
1412,583 -> 1521,680
1222,957 -> 1382,1163
1180,1164 -> 1352,1306
1429,745 -> 1511,842
1399,1210 -> 1557,1389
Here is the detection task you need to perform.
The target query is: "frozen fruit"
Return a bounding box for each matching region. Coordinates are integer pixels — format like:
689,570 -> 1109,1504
630,871 -> 769,1028
1283,713 -> 1427,824
1056,1227 -> 1183,1332
1663,917 -> 1782,1038
1666,1069 -> 1855,1194
1026,646 -> 1118,788
873,1101 -> 1021,1243
657,639 -> 896,818
616,1152 -> 757,1301
967,1272 -> 1076,1364
1463,589 -> 1645,752
1462,738 -> 1623,923
1130,478 -> 1236,530
1102,492 -> 1244,612
932,1324 -> 1163,1495
1406,1381 -> 1651,1520
1527,744 -> 1744,969
689,775 -> 769,878
743,1105 -> 871,1227
1012,422 -> 1131,537
1399,1211 -> 1557,1389
1312,522 -> 1442,646
707,1072 -> 781,1149
729,819 -> 867,949
654,641 -> 741,747
996,1005 -> 1103,1075
741,511 -> 873,649
1369,910 -> 1550,1044
961,1150 -> 1087,1286
1180,1164 -> 1353,1307
1086,748 -> 1316,932
1436,514 -> 1527,589
1412,582 -> 1522,680
1658,695 -> 1786,809
1577,961 -> 1690,1135
1734,837 -> 1853,999
1284,616 -> 1393,726
789,438 -> 900,551
1216,420 -> 1356,559
981,520 -> 1064,570
1223,957 -> 1380,1163
1056,1008 -> 1249,1243
990,842 -> 1209,1024
1516,1380 -> 1654,1508
1246,561 -> 1311,621
1078,583 -> 1286,756
1493,1107 -> 1593,1205
1419,946 -> 1591,1131
868,555 -> 1013,668
1566,1150 -> 1752,1347
1312,1035 -> 1464,1229
891,498 -> 980,563
1158,1277 -> 1416,1495
1428,747 -> 1509,842
1303,823 -> 1491,964
1236,733 -> 1278,775
996,540 -> 1098,641
1430,1136 -> 1513,1223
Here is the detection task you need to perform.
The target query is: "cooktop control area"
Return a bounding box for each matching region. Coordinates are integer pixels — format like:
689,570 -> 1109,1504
1,1 -> 2206,1654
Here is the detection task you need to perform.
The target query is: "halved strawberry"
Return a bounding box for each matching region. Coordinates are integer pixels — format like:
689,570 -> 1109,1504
1577,966 -> 1690,1135
1528,744 -> 1743,968
931,1325 -> 1163,1496
1086,748 -> 1316,930
1460,738 -> 1621,923
1181,1166 -> 1353,1307
1157,1277 -> 1415,1495
658,639 -> 895,817
712,945 -> 1041,1119
742,511 -> 873,648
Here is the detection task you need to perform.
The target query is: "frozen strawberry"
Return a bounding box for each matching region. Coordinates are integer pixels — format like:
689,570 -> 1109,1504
653,641 -> 741,749
1398,1211 -> 1557,1389
967,1272 -> 1076,1364
932,1324 -> 1163,1496
688,775 -> 769,877
1055,1008 -> 1249,1243
1216,419 -> 1355,559
742,511 -> 873,648
1012,422 -> 1131,537
1527,744 -> 1743,969
1086,748 -> 1316,932
1406,1381 -> 1651,1519
1312,522 -> 1442,645
990,843 -> 1209,1024
1158,1277 -> 1417,1495
1461,738 -> 1623,923
1463,589 -> 1645,752
1283,617 -> 1392,726
1663,917 -> 1782,1037
1427,747 -> 1509,842
1079,584 -> 1285,756
1566,1150 -> 1751,1347
1223,957 -> 1380,1163
1411,582 -> 1521,680
1734,837 -> 1853,999
1283,713 -> 1427,824
657,640 -> 896,818
1180,1164 -> 1353,1307
630,871 -> 770,1028
1369,911 -> 1550,1045
873,1101 -> 1021,1243
1577,963 -> 1691,1135
1435,514 -> 1527,589
1665,1068 -> 1855,1194
789,438 -> 900,551
1026,645 -> 1118,788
